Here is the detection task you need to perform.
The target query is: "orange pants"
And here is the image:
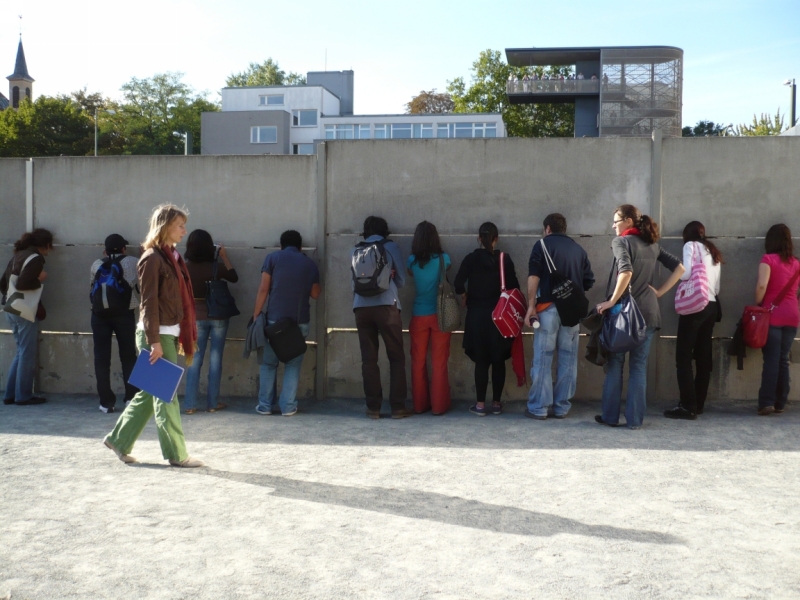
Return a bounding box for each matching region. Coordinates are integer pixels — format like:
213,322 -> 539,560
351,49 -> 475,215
409,315 -> 452,414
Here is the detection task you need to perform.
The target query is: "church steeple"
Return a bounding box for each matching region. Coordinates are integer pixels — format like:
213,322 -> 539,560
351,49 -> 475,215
8,37 -> 34,109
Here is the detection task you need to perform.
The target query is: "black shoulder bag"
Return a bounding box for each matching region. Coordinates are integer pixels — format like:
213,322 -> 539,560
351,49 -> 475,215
264,302 -> 308,363
599,237 -> 647,353
539,239 -> 589,327
206,250 -> 241,319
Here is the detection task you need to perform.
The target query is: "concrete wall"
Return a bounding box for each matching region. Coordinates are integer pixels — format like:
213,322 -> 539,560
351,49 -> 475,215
2,135 -> 799,405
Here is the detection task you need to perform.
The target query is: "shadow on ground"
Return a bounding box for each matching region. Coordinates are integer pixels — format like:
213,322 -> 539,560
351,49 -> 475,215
2,394 -> 798,452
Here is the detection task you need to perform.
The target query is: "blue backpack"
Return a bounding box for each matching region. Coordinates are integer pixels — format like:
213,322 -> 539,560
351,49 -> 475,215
90,256 -> 133,316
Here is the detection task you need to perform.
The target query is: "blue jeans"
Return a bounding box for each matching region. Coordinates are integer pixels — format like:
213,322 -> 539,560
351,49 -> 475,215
257,322 -> 309,414
4,313 -> 39,403
183,318 -> 230,410
527,305 -> 580,417
601,326 -> 656,428
758,325 -> 797,410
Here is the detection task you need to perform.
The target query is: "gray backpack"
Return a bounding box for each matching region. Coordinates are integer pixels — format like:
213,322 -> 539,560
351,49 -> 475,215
351,239 -> 391,297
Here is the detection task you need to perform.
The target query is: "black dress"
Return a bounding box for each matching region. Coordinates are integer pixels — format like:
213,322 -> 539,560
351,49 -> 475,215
454,248 -> 520,363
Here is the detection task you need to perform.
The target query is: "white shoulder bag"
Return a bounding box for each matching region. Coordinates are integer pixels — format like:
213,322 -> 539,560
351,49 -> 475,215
2,254 -> 43,322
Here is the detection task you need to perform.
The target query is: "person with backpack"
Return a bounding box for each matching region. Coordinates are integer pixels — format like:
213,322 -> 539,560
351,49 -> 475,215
351,216 -> 411,419
183,229 -> 239,415
89,234 -> 140,414
595,205 -> 684,429
253,230 -> 320,417
753,224 -> 800,416
406,221 -> 452,415
524,214 -> 594,420
1,228 -> 54,406
663,221 -> 722,420
103,204 -> 204,468
454,222 -> 521,416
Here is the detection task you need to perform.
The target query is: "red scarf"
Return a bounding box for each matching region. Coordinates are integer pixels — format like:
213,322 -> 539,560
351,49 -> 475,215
620,228 -> 641,237
161,245 -> 198,366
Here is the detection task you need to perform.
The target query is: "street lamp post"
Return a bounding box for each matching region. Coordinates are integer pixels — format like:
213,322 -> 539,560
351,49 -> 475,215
786,79 -> 797,129
94,108 -> 116,156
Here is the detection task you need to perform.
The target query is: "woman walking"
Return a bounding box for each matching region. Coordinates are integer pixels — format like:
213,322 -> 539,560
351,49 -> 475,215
183,229 -> 238,414
754,224 -> 800,416
1,228 -> 54,406
454,222 -> 520,416
103,204 -> 203,467
596,204 -> 684,429
664,221 -> 722,420
407,221 -> 452,415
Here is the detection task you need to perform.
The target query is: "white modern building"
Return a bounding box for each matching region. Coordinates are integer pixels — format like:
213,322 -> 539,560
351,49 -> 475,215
201,70 -> 505,155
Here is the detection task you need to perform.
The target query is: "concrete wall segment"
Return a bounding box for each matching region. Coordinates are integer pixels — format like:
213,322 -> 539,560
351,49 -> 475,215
0,159 -> 27,244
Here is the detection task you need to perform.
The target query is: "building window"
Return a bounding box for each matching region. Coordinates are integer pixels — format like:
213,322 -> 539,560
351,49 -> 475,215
390,123 -> 412,139
293,144 -> 315,155
437,124 -> 449,138
374,124 -> 388,139
292,109 -> 318,127
485,124 -> 497,137
250,126 -> 277,144
325,124 -> 354,139
356,124 -> 371,139
12,86 -> 19,109
259,94 -> 284,106
454,123 -> 474,138
413,124 -> 434,138
25,87 -> 31,100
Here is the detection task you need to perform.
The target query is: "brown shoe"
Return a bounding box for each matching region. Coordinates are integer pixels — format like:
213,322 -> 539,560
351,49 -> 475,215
366,409 -> 380,419
169,457 -> 205,468
774,406 -> 785,414
103,437 -> 137,464
757,406 -> 775,416
391,407 -> 413,419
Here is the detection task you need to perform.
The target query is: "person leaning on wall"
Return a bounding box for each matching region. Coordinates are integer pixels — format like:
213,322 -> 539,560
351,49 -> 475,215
183,229 -> 238,415
1,228 -> 54,406
663,221 -> 722,420
406,221 -> 453,415
253,230 -> 320,417
454,222 -> 521,417
595,204 -> 684,430
103,204 -> 204,468
753,224 -> 800,416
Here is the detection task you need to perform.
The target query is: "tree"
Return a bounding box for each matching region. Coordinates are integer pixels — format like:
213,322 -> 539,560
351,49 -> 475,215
226,59 -> 306,87
735,110 -> 787,136
682,120 -> 729,137
0,95 -> 93,157
446,49 -> 574,138
405,90 -> 455,114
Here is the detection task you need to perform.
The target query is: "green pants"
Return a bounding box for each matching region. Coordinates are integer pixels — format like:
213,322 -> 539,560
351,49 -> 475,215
105,331 -> 188,462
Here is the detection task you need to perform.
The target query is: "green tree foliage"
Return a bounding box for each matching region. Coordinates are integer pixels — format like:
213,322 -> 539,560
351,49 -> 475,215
226,59 -> 306,87
446,49 -> 574,137
682,120 -> 730,137
405,90 -> 455,114
735,110 -> 787,136
0,95 -> 93,157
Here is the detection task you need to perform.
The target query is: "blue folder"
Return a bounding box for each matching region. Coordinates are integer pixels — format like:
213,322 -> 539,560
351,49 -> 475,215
128,349 -> 185,404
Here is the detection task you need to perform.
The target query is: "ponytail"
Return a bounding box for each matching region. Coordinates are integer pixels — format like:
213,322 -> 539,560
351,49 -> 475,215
616,204 -> 660,244
13,228 -> 54,252
478,221 -> 499,254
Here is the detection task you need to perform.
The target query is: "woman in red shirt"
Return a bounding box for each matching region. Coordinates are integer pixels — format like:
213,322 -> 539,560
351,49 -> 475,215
754,224 -> 800,415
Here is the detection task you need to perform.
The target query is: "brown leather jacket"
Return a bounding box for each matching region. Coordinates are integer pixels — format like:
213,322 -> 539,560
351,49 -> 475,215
139,247 -> 182,344
1,249 -> 46,319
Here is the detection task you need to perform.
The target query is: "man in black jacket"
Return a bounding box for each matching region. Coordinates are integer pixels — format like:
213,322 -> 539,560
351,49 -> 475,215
524,214 -> 594,420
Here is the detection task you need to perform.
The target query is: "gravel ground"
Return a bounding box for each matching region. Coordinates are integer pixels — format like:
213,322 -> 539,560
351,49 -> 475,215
1,394 -> 798,600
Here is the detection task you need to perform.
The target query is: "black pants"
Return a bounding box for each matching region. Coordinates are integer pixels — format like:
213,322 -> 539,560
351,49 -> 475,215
675,302 -> 716,413
475,359 -> 505,403
354,305 -> 407,412
91,310 -> 138,408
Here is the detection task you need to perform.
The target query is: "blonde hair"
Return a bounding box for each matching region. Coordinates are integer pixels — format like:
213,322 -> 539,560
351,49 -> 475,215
142,204 -> 189,250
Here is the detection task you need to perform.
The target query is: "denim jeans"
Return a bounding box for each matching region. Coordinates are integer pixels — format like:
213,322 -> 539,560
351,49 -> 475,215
758,325 -> 797,410
91,310 -> 138,409
4,313 -> 39,403
527,305 -> 580,417
184,318 -> 230,410
257,321 -> 309,414
601,326 -> 656,428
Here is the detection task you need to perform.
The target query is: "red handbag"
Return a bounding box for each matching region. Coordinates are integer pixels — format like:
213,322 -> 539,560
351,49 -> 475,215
492,252 -> 527,338
741,266 -> 800,348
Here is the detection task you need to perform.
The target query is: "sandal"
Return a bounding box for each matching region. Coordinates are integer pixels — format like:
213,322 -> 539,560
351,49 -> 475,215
184,409 -> 197,415
207,403 -> 228,413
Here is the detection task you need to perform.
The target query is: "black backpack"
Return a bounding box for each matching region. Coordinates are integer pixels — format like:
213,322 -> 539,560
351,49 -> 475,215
351,239 -> 392,297
90,256 -> 133,316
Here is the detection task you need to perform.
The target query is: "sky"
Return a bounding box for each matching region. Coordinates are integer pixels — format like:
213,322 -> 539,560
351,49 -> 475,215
2,0 -> 799,130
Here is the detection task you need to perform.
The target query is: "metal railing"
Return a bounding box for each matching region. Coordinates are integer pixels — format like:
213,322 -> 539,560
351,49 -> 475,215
506,79 -> 600,94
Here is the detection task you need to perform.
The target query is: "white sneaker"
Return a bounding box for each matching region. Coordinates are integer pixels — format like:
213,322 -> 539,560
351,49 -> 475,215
99,405 -> 114,414
282,409 -> 298,417
255,405 -> 272,415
